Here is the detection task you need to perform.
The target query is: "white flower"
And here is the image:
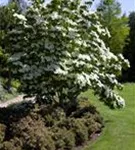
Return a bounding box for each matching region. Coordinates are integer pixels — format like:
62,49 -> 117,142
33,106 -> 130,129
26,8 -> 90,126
78,54 -> 91,61
89,73 -> 99,81
54,67 -> 68,75
51,12 -> 59,20
13,13 -> 27,21
76,74 -> 86,87
94,24 -> 105,34
75,39 -> 83,45
117,97 -> 125,107
105,27 -> 111,38
67,19 -> 77,26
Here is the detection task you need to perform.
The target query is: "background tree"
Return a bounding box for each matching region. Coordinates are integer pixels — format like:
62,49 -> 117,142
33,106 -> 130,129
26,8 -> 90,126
9,0 -> 28,10
123,12 -> 135,81
97,0 -> 129,54
0,2 -> 19,91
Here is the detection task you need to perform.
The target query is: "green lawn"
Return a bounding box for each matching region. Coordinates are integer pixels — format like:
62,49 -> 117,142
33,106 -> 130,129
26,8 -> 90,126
83,83 -> 135,150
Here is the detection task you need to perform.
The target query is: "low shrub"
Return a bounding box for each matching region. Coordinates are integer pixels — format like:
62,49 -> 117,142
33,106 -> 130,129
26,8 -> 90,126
0,141 -> 16,150
40,105 -> 66,127
52,128 -> 75,150
71,119 -> 89,145
0,78 -> 19,102
70,105 -> 97,118
0,123 -> 6,143
0,82 -> 6,101
10,116 -> 55,150
0,138 -> 22,150
0,98 -> 103,150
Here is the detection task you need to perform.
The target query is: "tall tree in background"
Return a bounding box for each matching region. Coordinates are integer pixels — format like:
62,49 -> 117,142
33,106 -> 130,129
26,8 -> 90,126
97,0 -> 129,54
8,0 -> 28,10
123,12 -> 135,81
0,2 -> 19,91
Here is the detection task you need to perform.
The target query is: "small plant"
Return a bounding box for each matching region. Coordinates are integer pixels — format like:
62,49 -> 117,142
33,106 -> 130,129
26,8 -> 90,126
52,128 -> 75,150
0,123 -> 6,143
0,82 -> 6,101
40,105 -> 66,127
10,115 -> 55,150
71,119 -> 89,145
0,139 -> 22,150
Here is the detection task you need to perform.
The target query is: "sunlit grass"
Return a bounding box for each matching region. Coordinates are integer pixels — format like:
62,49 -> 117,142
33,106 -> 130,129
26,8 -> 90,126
83,83 -> 135,150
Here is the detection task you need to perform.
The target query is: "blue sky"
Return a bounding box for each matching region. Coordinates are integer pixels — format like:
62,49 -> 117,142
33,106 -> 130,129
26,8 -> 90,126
0,0 -> 8,5
0,0 -> 135,14
118,0 -> 135,14
92,0 -> 135,15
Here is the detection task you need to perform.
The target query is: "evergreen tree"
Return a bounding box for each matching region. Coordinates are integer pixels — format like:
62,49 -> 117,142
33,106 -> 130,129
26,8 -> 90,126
123,12 -> 135,81
97,0 -> 129,54
0,2 -> 18,91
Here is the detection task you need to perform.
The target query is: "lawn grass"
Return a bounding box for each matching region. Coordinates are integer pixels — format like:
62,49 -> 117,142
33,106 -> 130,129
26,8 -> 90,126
83,83 -> 135,150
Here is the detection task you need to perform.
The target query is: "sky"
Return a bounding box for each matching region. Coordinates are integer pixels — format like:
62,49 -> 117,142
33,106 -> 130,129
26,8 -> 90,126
118,0 -> 135,14
0,0 -> 135,15
92,0 -> 135,15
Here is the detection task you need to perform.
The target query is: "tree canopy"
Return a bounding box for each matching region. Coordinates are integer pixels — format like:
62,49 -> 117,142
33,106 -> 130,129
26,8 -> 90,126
97,0 -> 129,54
5,0 -> 129,108
0,2 -> 19,91
123,12 -> 135,81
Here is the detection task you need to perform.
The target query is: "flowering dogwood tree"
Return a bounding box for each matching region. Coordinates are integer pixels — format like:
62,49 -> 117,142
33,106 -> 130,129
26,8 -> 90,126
6,0 -> 129,107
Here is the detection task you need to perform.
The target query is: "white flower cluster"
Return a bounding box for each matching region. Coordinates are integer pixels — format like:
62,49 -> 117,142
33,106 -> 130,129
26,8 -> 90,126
13,13 -> 27,21
8,0 -> 129,107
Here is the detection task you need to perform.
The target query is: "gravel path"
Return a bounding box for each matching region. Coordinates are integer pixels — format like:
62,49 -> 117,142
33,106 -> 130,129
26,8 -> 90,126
0,95 -> 35,108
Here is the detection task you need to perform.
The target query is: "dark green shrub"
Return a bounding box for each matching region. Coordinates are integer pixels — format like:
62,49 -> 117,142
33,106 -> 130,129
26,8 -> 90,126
64,131 -> 75,150
84,117 -> 100,135
0,99 -> 103,150
55,118 -> 89,145
0,123 -> 6,143
71,119 -> 89,145
55,118 -> 75,130
71,105 -> 97,118
23,129 -> 55,150
0,141 -> 15,150
11,80 -> 20,91
0,139 -> 22,150
0,82 -> 6,101
82,112 -> 104,135
0,101 -> 34,125
93,113 -> 104,124
52,128 -> 75,150
10,115 -> 55,150
84,112 -> 104,134
40,105 -> 66,127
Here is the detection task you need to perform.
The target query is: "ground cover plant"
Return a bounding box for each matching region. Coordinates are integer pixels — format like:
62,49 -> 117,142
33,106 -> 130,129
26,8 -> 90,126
0,77 -> 20,102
